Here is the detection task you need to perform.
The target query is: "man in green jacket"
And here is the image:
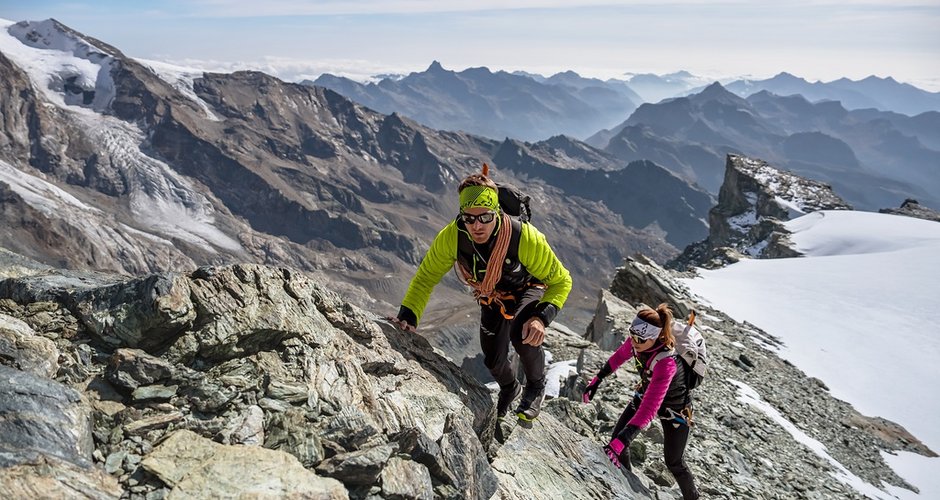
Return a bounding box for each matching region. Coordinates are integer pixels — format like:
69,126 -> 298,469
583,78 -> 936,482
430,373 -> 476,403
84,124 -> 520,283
392,171 -> 572,421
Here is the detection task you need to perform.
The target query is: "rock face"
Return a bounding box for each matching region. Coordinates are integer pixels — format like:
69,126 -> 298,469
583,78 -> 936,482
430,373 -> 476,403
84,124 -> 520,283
669,154 -> 852,270
142,429 -> 347,499
0,261 -> 658,499
0,263 -> 494,499
879,198 -> 940,222
584,290 -> 638,351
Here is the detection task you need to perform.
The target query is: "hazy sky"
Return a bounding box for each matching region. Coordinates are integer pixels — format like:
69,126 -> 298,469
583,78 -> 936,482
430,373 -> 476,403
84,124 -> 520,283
2,0 -> 939,90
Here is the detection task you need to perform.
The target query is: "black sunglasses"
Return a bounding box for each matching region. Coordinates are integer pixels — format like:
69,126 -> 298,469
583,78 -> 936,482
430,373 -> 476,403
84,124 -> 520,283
460,211 -> 497,224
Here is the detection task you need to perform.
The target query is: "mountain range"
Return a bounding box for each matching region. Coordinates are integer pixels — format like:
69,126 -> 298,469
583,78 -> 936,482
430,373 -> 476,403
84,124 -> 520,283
590,82 -> 940,210
0,18 -> 710,327
310,61 -> 640,142
312,63 -> 938,214
708,72 -> 940,117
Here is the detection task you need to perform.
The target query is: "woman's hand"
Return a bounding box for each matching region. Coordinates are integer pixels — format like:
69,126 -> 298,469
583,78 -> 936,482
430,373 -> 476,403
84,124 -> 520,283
582,376 -> 601,403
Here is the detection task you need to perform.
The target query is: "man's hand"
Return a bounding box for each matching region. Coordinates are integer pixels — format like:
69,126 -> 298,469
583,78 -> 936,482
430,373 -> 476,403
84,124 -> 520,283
386,316 -> 416,333
521,317 -> 546,346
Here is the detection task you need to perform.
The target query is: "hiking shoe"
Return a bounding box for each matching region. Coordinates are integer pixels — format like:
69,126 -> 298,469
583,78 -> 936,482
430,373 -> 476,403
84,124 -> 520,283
496,381 -> 522,418
514,378 -> 545,421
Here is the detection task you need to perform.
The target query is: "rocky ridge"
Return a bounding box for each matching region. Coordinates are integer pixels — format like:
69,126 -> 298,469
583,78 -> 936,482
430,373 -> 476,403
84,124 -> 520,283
2,241 -> 936,499
878,198 -> 940,222
0,259 -> 656,499
669,154 -> 853,270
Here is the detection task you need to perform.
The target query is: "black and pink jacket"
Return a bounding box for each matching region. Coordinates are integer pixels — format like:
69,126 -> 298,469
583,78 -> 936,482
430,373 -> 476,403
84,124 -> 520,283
607,338 -> 691,428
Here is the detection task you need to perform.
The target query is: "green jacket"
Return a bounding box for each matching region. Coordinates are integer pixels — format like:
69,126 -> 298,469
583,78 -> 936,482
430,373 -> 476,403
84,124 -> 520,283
401,219 -> 572,326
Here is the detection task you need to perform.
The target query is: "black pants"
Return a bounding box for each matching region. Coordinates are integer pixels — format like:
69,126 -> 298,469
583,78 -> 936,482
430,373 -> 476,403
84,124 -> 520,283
612,398 -> 699,500
479,287 -> 545,387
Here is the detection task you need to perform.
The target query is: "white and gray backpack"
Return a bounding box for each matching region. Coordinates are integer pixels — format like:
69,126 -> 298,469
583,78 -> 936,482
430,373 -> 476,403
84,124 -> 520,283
648,311 -> 708,389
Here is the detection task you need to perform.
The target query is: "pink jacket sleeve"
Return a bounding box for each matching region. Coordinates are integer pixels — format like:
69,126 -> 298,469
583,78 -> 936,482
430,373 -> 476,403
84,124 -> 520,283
607,338 -> 635,372
628,356 -> 677,428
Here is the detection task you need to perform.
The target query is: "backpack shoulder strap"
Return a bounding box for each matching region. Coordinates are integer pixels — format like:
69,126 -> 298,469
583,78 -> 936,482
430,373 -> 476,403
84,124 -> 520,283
454,216 -> 523,268
506,218 -> 522,263
647,348 -> 677,373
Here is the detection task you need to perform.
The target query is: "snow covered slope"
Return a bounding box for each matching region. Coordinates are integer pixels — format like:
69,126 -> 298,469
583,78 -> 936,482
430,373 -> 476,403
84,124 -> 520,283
682,210 -> 940,498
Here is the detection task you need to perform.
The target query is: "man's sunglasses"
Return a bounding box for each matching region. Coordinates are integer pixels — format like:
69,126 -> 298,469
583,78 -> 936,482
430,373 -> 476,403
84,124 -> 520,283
460,211 -> 497,224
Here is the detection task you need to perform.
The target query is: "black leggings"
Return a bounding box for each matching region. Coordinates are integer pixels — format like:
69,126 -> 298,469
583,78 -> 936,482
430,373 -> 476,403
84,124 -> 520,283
479,287 -> 545,387
612,398 -> 699,500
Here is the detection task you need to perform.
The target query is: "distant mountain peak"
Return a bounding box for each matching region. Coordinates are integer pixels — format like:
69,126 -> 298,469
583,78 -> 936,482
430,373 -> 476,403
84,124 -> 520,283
697,81 -> 739,101
427,60 -> 446,72
770,72 -> 806,83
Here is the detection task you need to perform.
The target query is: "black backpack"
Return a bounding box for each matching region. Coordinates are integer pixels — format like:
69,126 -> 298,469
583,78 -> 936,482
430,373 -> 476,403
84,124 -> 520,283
497,183 -> 531,222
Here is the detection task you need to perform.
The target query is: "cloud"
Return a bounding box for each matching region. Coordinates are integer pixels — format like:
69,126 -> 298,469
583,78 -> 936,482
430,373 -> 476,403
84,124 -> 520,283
182,0 -> 940,17
140,55 -> 417,83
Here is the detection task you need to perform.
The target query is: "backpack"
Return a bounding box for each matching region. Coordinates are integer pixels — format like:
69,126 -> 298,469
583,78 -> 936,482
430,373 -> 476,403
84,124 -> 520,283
649,311 -> 708,389
480,163 -> 532,223
497,183 -> 531,222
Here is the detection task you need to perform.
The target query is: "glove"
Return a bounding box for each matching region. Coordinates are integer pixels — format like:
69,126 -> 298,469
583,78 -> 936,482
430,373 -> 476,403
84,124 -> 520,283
582,362 -> 613,403
582,376 -> 601,403
389,306 -> 418,333
603,438 -> 626,468
604,424 -> 641,469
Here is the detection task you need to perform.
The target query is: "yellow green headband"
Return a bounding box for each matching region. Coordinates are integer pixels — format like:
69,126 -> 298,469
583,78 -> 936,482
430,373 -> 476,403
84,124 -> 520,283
459,186 -> 500,212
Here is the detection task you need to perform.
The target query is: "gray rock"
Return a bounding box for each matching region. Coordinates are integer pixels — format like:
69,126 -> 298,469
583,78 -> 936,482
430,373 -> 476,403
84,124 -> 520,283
72,274 -> 196,350
381,457 -> 434,500
221,405 -> 264,445
266,379 -> 311,403
141,429 -> 347,499
584,289 -> 638,351
609,255 -> 694,318
106,348 -> 175,392
0,453 -> 123,499
0,313 -> 58,377
394,427 -> 455,486
123,412 -> 183,437
879,198 -> 940,222
315,443 -> 394,486
104,450 -> 127,474
131,384 -> 178,403
670,154 -> 852,270
264,409 -> 325,467
438,413 -> 498,500
0,365 -> 94,467
492,411 -> 651,499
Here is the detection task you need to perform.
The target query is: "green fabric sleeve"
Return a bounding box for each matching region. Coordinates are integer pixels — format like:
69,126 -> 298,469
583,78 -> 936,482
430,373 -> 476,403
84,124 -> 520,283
518,222 -> 572,309
400,221 -> 458,326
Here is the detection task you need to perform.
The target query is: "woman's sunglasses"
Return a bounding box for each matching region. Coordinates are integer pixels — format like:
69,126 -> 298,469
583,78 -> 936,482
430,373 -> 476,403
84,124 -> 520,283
460,211 -> 497,224
630,330 -> 653,344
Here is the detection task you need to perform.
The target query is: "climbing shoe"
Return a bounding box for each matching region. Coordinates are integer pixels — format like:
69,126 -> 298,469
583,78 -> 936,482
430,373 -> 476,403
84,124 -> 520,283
496,381 -> 522,418
514,378 -> 545,421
